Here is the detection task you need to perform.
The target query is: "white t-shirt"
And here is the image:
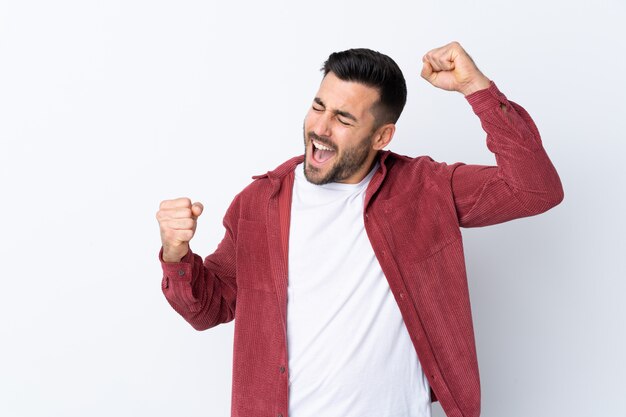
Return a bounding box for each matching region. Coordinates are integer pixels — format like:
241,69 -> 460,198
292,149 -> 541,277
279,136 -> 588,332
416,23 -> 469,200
287,163 -> 431,417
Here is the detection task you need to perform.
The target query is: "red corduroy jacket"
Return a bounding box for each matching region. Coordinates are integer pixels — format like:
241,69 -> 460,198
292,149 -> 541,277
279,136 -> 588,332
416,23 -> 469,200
160,82 -> 564,417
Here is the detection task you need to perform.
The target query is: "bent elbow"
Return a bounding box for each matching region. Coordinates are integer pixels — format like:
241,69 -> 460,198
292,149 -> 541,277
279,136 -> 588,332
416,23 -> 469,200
551,183 -> 565,207
191,321 -> 212,332
543,175 -> 565,210
187,299 -> 235,332
521,182 -> 564,216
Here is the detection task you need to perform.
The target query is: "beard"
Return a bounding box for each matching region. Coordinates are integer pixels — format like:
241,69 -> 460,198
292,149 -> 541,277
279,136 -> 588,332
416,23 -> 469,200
303,129 -> 373,185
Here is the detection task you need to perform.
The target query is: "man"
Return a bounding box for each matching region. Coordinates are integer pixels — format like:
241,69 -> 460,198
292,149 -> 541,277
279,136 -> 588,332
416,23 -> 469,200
156,42 -> 563,417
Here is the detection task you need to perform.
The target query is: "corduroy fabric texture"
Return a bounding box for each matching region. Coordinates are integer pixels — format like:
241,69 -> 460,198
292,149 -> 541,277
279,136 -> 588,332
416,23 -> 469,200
160,82 -> 563,417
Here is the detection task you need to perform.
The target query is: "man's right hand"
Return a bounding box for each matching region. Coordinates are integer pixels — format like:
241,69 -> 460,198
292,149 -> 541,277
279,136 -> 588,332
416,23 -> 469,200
156,198 -> 204,263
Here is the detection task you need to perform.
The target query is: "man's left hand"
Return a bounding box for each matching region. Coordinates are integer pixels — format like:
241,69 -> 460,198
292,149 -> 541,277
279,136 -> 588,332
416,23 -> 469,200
421,42 -> 491,96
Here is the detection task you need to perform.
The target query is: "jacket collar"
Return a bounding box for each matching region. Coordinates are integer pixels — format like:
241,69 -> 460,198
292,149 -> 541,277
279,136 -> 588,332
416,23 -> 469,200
252,155 -> 304,182
253,151 -> 397,208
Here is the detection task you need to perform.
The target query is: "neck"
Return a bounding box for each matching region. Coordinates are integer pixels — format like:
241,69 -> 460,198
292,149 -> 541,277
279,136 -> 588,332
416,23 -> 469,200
339,151 -> 379,184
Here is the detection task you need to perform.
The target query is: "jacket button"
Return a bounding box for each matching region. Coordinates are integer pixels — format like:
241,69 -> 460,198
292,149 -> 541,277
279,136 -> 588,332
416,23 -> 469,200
279,366 -> 286,373
178,269 -> 185,277
278,414 -> 283,417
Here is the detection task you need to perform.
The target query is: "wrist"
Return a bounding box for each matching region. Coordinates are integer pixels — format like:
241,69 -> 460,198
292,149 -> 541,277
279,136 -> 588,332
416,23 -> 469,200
161,245 -> 188,263
461,75 -> 491,96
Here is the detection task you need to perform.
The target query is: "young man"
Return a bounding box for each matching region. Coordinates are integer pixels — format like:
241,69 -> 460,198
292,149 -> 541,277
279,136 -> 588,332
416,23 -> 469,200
156,42 -> 563,417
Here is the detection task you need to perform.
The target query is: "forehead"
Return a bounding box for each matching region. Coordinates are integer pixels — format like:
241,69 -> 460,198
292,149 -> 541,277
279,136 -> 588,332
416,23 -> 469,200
316,72 -> 380,118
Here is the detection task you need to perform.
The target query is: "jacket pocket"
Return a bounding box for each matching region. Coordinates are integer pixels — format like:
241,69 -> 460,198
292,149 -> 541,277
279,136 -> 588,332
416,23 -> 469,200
377,181 -> 461,263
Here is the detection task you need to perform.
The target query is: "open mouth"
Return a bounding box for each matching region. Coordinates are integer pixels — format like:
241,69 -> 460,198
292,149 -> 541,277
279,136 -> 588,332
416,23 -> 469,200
311,139 -> 336,164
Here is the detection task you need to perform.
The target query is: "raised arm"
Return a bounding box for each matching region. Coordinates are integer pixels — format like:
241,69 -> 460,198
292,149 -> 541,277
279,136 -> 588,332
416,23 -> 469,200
422,42 -> 564,227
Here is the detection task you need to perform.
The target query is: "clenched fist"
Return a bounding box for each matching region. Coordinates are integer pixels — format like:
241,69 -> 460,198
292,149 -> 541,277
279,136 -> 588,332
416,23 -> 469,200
156,198 -> 204,263
421,41 -> 491,96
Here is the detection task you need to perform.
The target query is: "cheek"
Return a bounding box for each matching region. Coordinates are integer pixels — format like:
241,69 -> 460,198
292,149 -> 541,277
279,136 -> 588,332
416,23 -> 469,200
336,131 -> 359,151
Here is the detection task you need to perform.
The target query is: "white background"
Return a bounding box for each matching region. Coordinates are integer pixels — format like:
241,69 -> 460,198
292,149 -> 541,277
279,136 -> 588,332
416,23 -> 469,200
1,1 -> 624,416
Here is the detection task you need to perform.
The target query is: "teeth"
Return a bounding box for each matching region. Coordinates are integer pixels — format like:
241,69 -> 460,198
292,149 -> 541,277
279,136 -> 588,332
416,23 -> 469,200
313,140 -> 333,151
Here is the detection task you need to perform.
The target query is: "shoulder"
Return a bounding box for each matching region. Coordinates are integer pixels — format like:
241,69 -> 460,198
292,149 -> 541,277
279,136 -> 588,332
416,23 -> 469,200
382,151 -> 464,187
224,155 -> 302,220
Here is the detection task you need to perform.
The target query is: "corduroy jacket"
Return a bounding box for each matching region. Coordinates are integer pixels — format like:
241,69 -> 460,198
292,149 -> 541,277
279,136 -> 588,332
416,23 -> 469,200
161,82 -> 564,417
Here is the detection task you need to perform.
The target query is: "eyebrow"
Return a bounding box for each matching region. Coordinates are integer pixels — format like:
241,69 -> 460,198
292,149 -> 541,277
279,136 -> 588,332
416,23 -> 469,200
314,97 -> 358,122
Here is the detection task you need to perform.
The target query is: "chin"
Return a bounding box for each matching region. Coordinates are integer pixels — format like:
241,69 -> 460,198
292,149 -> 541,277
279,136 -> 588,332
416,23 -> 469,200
303,161 -> 332,185
303,163 -> 323,185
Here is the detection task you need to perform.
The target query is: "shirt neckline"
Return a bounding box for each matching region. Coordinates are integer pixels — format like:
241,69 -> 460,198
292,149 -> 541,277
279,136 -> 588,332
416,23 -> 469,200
294,161 -> 379,192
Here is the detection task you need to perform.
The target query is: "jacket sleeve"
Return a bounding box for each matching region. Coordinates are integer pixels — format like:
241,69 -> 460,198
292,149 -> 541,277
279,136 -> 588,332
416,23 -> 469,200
450,81 -> 564,228
160,197 -> 240,331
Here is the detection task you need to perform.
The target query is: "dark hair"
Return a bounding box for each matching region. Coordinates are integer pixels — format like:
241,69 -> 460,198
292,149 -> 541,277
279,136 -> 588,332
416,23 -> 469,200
322,48 -> 407,125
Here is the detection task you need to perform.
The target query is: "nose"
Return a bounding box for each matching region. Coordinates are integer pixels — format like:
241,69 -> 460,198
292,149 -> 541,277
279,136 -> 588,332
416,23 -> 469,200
310,112 -> 332,138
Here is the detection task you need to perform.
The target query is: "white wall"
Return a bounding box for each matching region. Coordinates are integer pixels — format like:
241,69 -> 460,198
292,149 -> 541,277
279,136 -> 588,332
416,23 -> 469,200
1,1 -> 624,416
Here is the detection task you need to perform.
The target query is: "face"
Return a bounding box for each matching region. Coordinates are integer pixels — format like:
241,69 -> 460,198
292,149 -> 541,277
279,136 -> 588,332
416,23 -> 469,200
303,72 -> 382,185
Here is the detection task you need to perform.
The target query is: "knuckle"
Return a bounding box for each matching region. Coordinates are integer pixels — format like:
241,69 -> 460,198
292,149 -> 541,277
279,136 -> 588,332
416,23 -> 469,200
156,209 -> 169,220
158,213 -> 170,225
162,230 -> 175,243
156,210 -> 169,222
162,221 -> 174,232
172,209 -> 191,221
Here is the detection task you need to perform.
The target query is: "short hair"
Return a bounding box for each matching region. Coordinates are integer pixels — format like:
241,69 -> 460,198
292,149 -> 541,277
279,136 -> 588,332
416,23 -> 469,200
322,48 -> 407,126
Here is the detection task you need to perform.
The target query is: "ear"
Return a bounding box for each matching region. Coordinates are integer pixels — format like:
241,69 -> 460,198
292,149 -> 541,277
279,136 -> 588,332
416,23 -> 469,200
372,123 -> 396,151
